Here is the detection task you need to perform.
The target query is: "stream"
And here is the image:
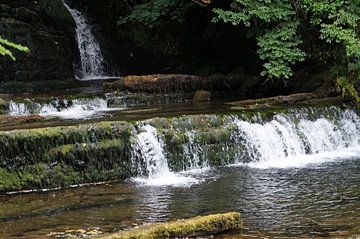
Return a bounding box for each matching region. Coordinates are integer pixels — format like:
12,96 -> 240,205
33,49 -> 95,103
1,158 -> 360,238
1,103 -> 360,238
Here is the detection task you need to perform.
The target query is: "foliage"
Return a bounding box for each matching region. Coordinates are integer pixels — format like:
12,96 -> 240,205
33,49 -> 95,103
336,77 -> 360,102
118,0 -> 193,28
213,0 -> 360,83
0,37 -> 29,61
213,0 -> 306,79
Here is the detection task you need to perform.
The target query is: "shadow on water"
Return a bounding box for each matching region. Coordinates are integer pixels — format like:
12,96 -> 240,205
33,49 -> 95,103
1,158 -> 360,238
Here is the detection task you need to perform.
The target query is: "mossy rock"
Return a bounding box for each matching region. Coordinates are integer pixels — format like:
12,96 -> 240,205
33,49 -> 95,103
0,99 -> 8,114
0,121 -> 133,192
94,212 -> 243,239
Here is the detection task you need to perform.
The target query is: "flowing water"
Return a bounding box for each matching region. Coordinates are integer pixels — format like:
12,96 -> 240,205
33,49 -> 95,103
1,106 -> 360,238
7,98 -> 125,120
63,1 -> 106,80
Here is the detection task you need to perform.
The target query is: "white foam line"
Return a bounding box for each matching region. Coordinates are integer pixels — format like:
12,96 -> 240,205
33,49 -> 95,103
246,146 -> 360,169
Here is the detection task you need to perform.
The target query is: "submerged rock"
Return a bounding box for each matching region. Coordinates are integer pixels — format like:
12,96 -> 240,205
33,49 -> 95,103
93,212 -> 243,239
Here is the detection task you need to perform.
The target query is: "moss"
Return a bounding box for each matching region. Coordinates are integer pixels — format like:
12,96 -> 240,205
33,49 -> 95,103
93,212 -> 243,239
0,98 -> 8,114
0,121 -> 133,192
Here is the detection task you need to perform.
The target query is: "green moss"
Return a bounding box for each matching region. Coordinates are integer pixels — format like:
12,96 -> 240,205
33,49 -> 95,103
0,98 -> 8,114
0,121 -> 133,192
94,212 -> 243,239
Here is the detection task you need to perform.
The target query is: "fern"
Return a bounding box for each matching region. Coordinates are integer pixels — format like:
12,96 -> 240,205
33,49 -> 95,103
0,37 -> 29,61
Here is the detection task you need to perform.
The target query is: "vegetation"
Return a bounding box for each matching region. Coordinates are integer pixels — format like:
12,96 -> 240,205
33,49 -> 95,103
118,0 -> 193,28
213,0 -> 360,99
0,37 -> 29,60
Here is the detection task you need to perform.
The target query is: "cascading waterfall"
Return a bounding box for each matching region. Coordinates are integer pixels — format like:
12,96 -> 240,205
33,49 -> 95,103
8,98 -> 124,119
234,108 -> 360,168
131,124 -> 199,186
63,1 -> 105,80
130,106 -> 360,186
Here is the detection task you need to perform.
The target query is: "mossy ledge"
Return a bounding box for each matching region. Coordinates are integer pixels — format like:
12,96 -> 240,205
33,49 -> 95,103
0,104 -> 349,192
0,121 -> 133,192
93,212 -> 243,239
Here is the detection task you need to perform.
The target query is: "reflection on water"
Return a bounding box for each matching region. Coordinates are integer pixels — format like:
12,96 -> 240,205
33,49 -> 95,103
1,158 -> 360,238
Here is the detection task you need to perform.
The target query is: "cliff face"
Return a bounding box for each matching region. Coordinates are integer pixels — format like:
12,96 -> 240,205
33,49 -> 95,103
0,0 -> 77,92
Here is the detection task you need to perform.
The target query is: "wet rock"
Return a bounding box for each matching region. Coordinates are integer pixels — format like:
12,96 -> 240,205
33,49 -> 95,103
193,90 -> 211,102
0,121 -> 133,192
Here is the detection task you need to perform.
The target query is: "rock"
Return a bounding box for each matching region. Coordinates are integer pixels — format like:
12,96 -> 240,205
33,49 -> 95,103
93,212 -> 243,239
123,74 -> 202,93
0,99 -> 8,114
39,0 -> 76,34
193,90 -> 211,102
227,93 -> 319,107
102,73 -> 264,100
102,78 -> 126,92
0,2 -> 76,92
0,121 -> 133,192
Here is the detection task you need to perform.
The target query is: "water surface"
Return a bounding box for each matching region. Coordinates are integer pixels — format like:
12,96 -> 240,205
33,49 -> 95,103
1,158 -> 360,238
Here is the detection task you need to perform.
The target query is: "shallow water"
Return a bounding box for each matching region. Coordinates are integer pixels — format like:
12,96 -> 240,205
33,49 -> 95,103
1,157 -> 360,238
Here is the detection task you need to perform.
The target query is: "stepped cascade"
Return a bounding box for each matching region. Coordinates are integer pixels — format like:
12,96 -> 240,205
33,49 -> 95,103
127,106 -> 360,186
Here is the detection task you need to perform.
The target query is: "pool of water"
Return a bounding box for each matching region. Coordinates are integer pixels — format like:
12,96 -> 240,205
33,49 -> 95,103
1,157 -> 359,238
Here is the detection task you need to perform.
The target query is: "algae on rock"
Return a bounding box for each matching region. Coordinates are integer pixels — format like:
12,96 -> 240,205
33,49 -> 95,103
94,212 -> 243,239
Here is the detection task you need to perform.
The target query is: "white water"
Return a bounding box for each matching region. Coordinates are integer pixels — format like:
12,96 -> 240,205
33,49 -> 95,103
131,124 -> 198,187
63,1 -> 105,80
130,107 -> 360,187
8,98 -> 124,120
233,109 -> 360,168
8,101 -> 36,116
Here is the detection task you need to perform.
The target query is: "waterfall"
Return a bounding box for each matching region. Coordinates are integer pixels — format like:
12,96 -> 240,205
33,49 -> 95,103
131,124 -> 199,186
7,98 -> 124,119
63,1 -> 105,80
129,106 -> 360,186
235,109 -> 360,168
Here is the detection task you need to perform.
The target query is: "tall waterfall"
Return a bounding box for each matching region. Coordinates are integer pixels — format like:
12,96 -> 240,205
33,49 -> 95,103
129,106 -> 360,186
63,1 -> 105,80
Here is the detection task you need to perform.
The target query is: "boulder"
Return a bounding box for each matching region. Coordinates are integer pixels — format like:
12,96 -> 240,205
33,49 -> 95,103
193,90 -> 211,102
